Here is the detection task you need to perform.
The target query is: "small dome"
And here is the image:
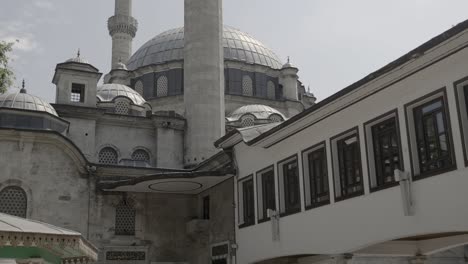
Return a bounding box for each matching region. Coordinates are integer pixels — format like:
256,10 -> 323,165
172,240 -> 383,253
97,83 -> 146,105
0,89 -> 58,116
282,57 -> 296,69
65,49 -> 89,64
227,104 -> 286,122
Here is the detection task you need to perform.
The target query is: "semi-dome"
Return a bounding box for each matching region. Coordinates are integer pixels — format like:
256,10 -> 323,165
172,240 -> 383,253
97,83 -> 146,105
227,104 -> 286,122
0,88 -> 58,116
127,25 -> 283,71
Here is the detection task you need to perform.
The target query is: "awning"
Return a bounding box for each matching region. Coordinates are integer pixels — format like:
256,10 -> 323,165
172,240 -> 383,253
0,213 -> 98,264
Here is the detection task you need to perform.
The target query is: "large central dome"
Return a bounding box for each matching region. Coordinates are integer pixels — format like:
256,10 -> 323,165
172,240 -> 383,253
127,25 -> 283,71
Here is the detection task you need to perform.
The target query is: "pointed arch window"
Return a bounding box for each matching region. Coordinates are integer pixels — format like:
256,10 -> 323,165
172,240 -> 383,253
0,186 -> 27,218
267,81 -> 276,100
242,75 -> 253,96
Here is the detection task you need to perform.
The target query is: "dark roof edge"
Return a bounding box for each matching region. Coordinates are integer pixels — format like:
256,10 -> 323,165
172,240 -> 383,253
243,19 -> 468,146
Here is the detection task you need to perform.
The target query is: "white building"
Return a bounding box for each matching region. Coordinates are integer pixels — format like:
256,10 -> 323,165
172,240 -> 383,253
2,1 -> 468,264
216,18 -> 468,264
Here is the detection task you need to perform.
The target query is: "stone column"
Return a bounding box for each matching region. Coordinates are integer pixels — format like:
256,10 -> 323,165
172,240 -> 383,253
183,0 -> 225,166
108,0 -> 138,69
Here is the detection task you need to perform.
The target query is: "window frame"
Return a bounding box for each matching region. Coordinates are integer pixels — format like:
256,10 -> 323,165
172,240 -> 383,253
301,141 -> 330,210
330,127 -> 365,202
277,154 -> 301,217
364,109 -> 403,192
237,175 -> 255,228
404,87 -> 456,180
454,76 -> 468,166
256,165 -> 276,223
71,83 -> 85,103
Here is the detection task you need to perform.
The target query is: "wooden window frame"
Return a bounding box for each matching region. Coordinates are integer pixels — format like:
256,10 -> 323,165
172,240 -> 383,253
277,155 -> 301,217
330,127 -> 364,202
453,76 -> 468,166
404,87 -> 456,180
237,175 -> 255,228
364,109 -> 403,192
301,142 -> 330,210
256,165 -> 276,223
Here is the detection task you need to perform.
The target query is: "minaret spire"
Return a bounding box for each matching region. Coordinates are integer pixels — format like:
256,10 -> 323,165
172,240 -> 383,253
108,0 -> 138,69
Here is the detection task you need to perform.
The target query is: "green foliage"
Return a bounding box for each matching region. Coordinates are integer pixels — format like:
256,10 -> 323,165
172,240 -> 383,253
0,41 -> 14,94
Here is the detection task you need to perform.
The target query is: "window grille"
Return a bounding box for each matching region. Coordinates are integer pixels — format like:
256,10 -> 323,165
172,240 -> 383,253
241,115 -> 255,127
131,149 -> 150,162
242,76 -> 253,96
135,80 -> 143,95
0,186 -> 27,218
267,81 -> 276,99
156,76 -> 168,97
71,83 -> 85,103
99,147 -> 118,164
115,199 -> 136,236
115,101 -> 130,115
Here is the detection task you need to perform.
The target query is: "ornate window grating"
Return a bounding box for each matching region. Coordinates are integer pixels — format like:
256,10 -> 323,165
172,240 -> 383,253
156,76 -> 168,97
135,80 -> 144,95
132,149 -> 150,162
115,199 -> 136,236
241,115 -> 255,128
99,147 -> 118,164
242,76 -> 253,96
0,186 -> 27,218
115,101 -> 130,115
267,81 -> 276,100
269,114 -> 283,123
106,251 -> 145,261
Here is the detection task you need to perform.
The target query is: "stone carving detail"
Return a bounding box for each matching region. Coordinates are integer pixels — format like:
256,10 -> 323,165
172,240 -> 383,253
106,251 -> 145,261
107,15 -> 138,37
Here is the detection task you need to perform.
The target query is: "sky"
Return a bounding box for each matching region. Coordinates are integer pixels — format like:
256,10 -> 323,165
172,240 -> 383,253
1,0 -> 468,103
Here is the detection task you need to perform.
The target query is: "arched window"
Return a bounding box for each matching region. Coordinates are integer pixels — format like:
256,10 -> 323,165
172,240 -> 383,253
115,199 -> 136,236
135,80 -> 143,95
267,81 -> 276,100
242,75 -> 253,96
0,186 -> 27,218
156,76 -> 168,97
132,149 -> 150,163
241,115 -> 255,128
99,147 -> 118,164
269,114 -> 283,123
115,101 -> 130,115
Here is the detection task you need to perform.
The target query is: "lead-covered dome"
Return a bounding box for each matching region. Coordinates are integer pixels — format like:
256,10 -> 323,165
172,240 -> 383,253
227,104 -> 286,122
97,84 -> 146,105
127,25 -> 283,71
0,89 -> 58,116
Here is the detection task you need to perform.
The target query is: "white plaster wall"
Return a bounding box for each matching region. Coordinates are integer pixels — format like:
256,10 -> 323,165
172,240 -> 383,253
233,34 -> 468,263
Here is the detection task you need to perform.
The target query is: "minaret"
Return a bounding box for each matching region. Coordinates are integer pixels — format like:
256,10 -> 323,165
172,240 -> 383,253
108,0 -> 138,69
184,0 -> 225,166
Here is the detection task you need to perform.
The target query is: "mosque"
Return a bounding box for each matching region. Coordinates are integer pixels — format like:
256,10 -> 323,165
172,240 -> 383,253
2,0 -> 468,264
